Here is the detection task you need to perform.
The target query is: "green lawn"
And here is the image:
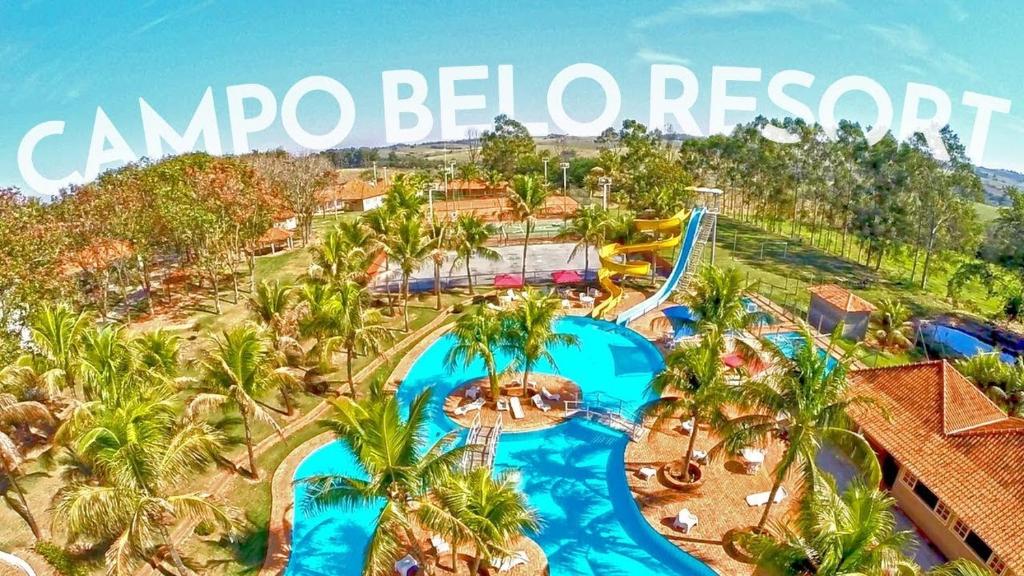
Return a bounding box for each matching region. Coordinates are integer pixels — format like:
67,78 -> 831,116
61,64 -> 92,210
974,201 -> 1001,225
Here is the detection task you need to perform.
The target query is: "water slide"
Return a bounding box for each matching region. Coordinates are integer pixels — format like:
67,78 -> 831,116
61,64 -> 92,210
591,207 -> 707,325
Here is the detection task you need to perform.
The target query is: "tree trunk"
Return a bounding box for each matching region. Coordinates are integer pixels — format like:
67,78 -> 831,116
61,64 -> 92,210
921,226 -> 939,289
466,259 -> 475,295
757,475 -> 785,529
160,526 -> 193,576
346,344 -> 357,398
211,271 -> 222,314
682,419 -> 699,483
402,275 -> 411,332
521,222 -> 531,280
583,242 -> 590,281
434,259 -> 442,311
384,260 -> 395,315
487,359 -> 500,401
116,264 -> 132,325
9,475 -> 42,540
242,412 -> 258,479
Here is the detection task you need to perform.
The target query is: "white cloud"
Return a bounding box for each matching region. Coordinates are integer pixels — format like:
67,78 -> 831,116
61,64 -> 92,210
634,0 -> 840,29
866,23 -> 977,80
634,48 -> 691,66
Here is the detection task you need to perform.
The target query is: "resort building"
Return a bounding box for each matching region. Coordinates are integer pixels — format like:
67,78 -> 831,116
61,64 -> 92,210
807,284 -> 876,340
318,179 -> 385,213
848,361 -> 1024,576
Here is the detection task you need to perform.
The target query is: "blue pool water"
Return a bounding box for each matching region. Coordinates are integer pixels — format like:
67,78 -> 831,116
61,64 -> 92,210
921,323 -> 1016,364
763,331 -> 839,371
287,316 -> 717,576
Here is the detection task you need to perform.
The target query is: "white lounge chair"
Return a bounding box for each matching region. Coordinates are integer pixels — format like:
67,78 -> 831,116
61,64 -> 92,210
673,508 -> 699,533
430,534 -> 450,555
453,398 -> 485,416
681,418 -> 695,434
562,299 -> 572,309
491,551 -> 528,572
637,466 -> 657,480
746,486 -> 788,507
509,397 -> 525,420
531,394 -> 551,412
395,554 -> 418,576
465,385 -> 480,400
541,387 -> 560,402
691,449 -> 709,464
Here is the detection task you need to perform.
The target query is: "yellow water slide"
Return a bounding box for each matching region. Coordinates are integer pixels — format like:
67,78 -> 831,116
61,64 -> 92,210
591,209 -> 689,319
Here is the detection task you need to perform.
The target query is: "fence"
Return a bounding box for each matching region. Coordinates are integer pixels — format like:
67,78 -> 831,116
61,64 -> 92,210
373,267 -> 601,294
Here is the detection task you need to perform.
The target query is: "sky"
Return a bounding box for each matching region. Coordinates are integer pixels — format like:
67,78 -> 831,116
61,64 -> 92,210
2,0 -> 1024,195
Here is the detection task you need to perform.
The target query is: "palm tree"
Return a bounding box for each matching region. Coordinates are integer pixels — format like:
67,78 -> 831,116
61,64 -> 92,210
131,330 -> 181,377
557,205 -> 610,280
27,303 -> 91,399
427,216 -> 454,310
55,392 -> 233,576
608,211 -> 640,245
451,214 -> 500,294
300,382 -> 466,576
313,222 -> 371,284
445,306 -> 505,401
956,354 -> 1024,417
384,173 -> 428,217
321,280 -> 392,398
189,326 -> 286,479
871,297 -> 913,351
508,174 -> 550,279
724,326 -> 881,530
501,288 -> 579,392
364,205 -> 398,314
0,432 -> 45,540
744,475 -> 917,576
248,280 -> 293,338
681,265 -> 757,334
390,218 -> 434,331
647,328 -> 738,483
433,468 -> 540,575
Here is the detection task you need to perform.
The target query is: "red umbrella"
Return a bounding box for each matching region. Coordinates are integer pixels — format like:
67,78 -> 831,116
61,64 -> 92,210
721,352 -> 745,369
493,273 -> 524,289
551,269 -> 582,284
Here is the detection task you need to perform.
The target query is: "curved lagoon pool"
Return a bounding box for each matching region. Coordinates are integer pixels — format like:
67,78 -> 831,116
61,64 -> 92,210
287,315 -> 717,576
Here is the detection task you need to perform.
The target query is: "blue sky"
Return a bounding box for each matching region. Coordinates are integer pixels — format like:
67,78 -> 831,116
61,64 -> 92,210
2,0 -> 1023,195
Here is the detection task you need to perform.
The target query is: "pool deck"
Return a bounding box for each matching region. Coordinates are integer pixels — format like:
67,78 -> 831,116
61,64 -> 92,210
625,417 -> 802,575
445,374 -> 581,432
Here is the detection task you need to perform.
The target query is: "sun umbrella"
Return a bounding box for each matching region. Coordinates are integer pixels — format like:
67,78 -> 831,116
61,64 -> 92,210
551,269 -> 582,284
493,273 -> 524,289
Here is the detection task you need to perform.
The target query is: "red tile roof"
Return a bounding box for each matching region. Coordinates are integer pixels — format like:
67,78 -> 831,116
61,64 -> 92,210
448,178 -> 508,193
848,361 -> 1024,571
809,284 -> 877,313
259,227 -> 294,244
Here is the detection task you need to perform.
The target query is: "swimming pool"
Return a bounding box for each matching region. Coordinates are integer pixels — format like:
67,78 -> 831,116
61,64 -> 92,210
287,316 -> 717,576
920,323 -> 1016,364
763,331 -> 839,371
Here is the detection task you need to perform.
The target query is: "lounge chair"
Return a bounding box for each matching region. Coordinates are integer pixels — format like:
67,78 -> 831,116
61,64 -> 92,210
691,449 -> 709,464
394,554 -> 418,576
430,535 -> 450,555
453,398 -> 485,416
531,394 -> 551,412
745,487 -> 788,507
491,551 -> 528,572
681,418 -> 695,434
465,385 -> 480,400
541,387 -> 561,402
673,508 -> 699,533
509,396 -> 525,419
637,466 -> 657,480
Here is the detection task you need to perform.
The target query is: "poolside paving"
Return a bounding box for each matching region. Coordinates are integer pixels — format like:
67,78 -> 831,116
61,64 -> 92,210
625,420 -> 802,575
445,373 -> 581,432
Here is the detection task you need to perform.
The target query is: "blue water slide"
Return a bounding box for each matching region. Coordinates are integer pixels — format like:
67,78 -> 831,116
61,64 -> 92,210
615,207 -> 706,326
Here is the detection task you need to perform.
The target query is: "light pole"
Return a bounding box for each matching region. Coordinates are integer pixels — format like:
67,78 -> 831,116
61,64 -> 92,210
543,158 -> 550,183
428,184 -> 438,221
598,176 -> 611,210
560,162 -> 569,194
372,161 -> 377,183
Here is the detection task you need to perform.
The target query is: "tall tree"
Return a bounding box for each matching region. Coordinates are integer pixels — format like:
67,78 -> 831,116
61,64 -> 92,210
500,289 -> 579,392
189,326 -> 286,479
557,205 -> 610,279
647,328 -> 738,483
300,382 -> 465,576
445,306 -> 505,402
725,327 -> 880,529
451,214 -> 500,295
390,218 -> 433,332
508,175 -> 549,280
320,280 -> 392,398
480,115 -> 537,178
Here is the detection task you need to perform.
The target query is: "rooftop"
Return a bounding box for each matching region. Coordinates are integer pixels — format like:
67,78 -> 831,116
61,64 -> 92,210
848,360 -> 1024,571
320,179 -> 384,202
808,284 -> 877,313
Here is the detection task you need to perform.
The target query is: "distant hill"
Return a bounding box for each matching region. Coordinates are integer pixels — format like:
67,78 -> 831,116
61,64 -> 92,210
976,166 -> 1024,206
